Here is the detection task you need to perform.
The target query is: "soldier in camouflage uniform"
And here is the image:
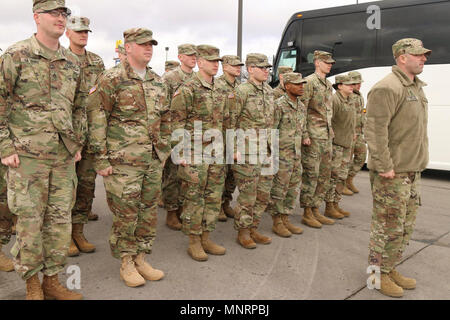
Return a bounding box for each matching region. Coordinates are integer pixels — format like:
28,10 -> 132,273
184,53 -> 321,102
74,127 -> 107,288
216,54 -> 244,222
366,38 -> 431,298
273,66 -> 293,100
87,28 -> 169,287
324,75 -> 356,220
345,71 -> 367,194
231,53 -> 275,249
162,43 -> 197,231
299,50 -> 336,229
0,163 -> 14,272
164,60 -> 180,73
171,45 -> 227,262
267,72 -> 307,238
66,16 -> 105,257
0,0 -> 84,300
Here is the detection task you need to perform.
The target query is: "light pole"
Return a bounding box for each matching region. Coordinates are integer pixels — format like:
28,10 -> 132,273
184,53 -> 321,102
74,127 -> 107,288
165,47 -> 169,62
237,0 -> 243,59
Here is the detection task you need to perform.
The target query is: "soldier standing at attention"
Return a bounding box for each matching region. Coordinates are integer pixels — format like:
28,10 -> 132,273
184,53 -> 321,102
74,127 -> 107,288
345,71 -> 367,195
231,53 -> 275,249
66,16 -> 105,257
300,50 -> 336,229
87,28 -> 170,287
164,60 -> 180,74
324,75 -> 356,220
267,72 -> 307,238
162,44 -> 197,231
366,38 -> 431,298
0,0 -> 84,300
215,54 -> 244,222
171,45 -> 227,262
273,66 -> 293,100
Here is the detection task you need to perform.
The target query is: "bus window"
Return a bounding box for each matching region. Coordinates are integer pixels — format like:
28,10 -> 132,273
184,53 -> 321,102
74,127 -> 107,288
275,49 -> 297,79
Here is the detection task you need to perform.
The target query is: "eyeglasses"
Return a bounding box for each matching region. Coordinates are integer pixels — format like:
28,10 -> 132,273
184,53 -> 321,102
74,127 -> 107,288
39,9 -> 70,18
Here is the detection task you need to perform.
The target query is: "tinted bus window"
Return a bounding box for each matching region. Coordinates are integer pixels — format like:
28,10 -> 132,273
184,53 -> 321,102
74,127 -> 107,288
301,12 -> 376,76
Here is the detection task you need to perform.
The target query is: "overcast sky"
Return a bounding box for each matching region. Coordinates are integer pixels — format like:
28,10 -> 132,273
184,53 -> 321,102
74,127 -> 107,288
0,0 -> 375,75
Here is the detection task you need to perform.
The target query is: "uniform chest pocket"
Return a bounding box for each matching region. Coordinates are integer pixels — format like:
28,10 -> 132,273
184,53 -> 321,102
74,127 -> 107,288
53,62 -> 79,102
117,91 -> 141,116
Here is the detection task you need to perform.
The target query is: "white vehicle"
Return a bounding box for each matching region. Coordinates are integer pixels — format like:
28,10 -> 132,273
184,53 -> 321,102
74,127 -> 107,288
271,0 -> 450,170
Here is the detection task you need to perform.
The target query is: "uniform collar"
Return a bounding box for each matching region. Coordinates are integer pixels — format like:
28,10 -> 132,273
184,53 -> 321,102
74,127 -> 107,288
122,60 -> 154,81
219,74 -> 237,88
392,65 -> 427,88
283,93 -> 299,110
248,78 -> 265,91
336,90 -> 350,103
30,34 -> 66,61
195,72 -> 214,89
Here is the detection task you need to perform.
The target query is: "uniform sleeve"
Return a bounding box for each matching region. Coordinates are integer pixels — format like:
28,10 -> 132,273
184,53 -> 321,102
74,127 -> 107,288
170,85 -> 192,150
155,83 -> 171,163
86,74 -> 115,171
273,100 -> 282,130
72,67 -> 89,148
300,80 -> 312,140
364,87 -> 397,173
0,53 -> 18,159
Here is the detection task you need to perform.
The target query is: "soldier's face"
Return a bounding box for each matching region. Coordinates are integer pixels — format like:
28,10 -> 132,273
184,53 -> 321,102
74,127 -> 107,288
286,82 -> 304,97
34,9 -> 67,39
249,66 -> 270,82
129,42 -> 153,64
223,64 -> 242,77
66,30 -> 89,48
404,53 -> 427,75
198,58 -> 219,77
352,83 -> 362,91
317,60 -> 333,74
179,54 -> 197,69
339,84 -> 354,96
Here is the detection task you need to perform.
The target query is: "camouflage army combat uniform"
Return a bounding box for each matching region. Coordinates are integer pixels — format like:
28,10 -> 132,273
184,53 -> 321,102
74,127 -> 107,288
0,163 -> 15,272
272,66 -> 293,100
0,34 -> 85,282
267,73 -> 307,237
366,39 -> 431,296
346,71 -> 367,192
231,53 -> 275,247
68,17 -> 106,226
86,31 -> 171,262
324,75 -> 356,218
161,44 -> 196,218
299,51 -> 335,227
164,60 -> 180,74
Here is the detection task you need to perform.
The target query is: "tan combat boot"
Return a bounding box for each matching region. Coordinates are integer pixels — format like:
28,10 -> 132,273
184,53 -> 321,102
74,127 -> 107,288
87,211 -> 99,221
301,207 -> 322,229
0,245 -> 14,272
324,202 -> 344,219
120,255 -> 146,287
379,273 -> 404,298
342,185 -> 354,196
218,207 -> 228,222
26,274 -> 44,300
68,239 -> 80,257
272,215 -> 292,237
72,223 -> 96,253
346,176 -> 359,193
250,227 -> 272,244
166,210 -> 182,230
334,202 -> 351,217
201,231 -> 226,255
134,253 -> 164,281
187,235 -> 208,261
42,274 -> 83,300
281,214 -> 303,234
223,200 -> 235,218
389,269 -> 416,290
312,207 -> 335,225
237,228 -> 257,249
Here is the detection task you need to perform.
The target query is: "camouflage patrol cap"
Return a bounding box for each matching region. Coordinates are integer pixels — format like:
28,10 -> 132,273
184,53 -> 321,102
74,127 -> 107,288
392,38 -> 431,58
178,44 -> 197,56
196,45 -> 221,61
124,28 -> 158,45
67,16 -> 92,32
314,50 -> 335,64
165,60 -> 180,70
221,55 -> 244,66
117,44 -> 126,55
277,66 -> 293,75
33,0 -> 70,13
333,74 -> 355,90
348,71 -> 364,84
246,53 -> 272,68
283,72 -> 307,85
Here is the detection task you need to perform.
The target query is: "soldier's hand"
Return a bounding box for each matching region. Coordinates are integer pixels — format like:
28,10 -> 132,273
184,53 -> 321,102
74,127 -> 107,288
98,166 -> 113,177
302,138 -> 311,146
74,151 -> 82,162
1,154 -> 20,168
379,170 -> 395,179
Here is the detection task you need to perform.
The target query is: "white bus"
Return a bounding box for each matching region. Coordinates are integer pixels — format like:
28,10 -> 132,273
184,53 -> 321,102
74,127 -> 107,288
271,0 -> 450,170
